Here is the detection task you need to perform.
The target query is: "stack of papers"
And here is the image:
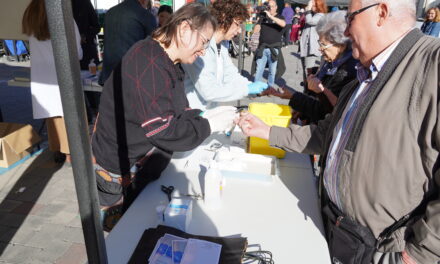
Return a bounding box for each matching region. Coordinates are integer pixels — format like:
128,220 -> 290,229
149,233 -> 222,264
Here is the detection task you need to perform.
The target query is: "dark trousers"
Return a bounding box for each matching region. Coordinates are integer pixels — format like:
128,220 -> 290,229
282,24 -> 292,45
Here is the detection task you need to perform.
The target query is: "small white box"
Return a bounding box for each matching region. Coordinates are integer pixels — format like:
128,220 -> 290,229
164,198 -> 193,232
215,151 -> 278,182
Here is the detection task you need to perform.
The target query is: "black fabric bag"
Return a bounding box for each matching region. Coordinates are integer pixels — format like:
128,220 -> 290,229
129,225 -> 248,264
323,202 -> 377,264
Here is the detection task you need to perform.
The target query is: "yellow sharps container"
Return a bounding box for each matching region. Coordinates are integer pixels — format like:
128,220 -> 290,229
248,102 -> 292,158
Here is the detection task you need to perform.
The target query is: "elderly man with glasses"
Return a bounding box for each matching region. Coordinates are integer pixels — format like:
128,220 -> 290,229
237,0 -> 440,263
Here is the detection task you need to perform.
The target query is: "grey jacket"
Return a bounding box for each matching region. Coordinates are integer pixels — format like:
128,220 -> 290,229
270,29 -> 440,263
299,12 -> 323,58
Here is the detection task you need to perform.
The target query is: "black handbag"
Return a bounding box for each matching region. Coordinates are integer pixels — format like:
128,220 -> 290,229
323,202 -> 377,264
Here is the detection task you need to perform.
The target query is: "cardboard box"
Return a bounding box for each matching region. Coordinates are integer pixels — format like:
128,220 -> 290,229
0,123 -> 40,168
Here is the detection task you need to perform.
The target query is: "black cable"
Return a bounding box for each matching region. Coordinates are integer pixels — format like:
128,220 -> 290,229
243,250 -> 274,264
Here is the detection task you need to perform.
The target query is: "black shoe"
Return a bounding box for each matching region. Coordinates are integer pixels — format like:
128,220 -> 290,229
54,151 -> 66,163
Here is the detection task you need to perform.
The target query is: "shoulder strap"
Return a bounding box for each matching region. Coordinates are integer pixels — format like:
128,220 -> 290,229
346,29 -> 424,152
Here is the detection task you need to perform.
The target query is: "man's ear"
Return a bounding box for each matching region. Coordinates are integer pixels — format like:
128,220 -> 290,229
377,3 -> 389,26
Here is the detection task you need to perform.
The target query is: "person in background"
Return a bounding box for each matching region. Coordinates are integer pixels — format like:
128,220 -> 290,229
148,0 -> 160,24
290,6 -> 301,43
71,0 -> 101,123
251,0 -> 286,89
98,0 -> 157,85
237,0 -> 440,263
158,5 -> 173,27
300,0 -> 327,83
182,0 -> 268,110
421,7 -> 440,37
292,6 -> 301,24
93,3 -> 237,230
71,0 -> 100,70
22,0 -> 83,164
263,11 -> 357,124
281,2 -> 294,46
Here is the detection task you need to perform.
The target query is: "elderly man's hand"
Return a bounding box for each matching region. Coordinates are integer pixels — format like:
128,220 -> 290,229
401,250 -> 417,264
307,75 -> 324,93
235,112 -> 271,140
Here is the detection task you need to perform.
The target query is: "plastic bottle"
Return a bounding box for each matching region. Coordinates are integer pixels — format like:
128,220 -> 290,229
88,59 -> 97,75
204,160 -> 223,210
155,200 -> 168,225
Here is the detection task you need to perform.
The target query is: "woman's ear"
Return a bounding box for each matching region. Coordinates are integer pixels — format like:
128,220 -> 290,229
177,20 -> 190,45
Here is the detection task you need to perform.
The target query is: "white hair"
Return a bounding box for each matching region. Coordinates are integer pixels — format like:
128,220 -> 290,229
316,11 -> 350,46
360,0 -> 416,22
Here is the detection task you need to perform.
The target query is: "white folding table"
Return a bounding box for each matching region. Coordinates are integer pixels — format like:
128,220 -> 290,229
105,135 -> 331,263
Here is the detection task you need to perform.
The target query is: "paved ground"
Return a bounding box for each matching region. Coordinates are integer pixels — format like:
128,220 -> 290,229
0,43 -> 304,263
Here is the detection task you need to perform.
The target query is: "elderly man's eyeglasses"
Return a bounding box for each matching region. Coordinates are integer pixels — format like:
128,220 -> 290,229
318,41 -> 334,50
345,3 -> 379,28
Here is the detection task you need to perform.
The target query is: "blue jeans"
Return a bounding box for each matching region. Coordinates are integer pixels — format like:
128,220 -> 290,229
255,48 -> 278,87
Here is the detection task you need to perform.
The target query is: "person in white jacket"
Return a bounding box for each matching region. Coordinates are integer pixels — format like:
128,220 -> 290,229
22,0 -> 82,163
182,0 -> 268,110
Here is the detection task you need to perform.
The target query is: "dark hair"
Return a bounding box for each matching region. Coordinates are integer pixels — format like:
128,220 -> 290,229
152,2 -> 217,48
22,0 -> 50,40
210,0 -> 249,32
158,5 -> 173,15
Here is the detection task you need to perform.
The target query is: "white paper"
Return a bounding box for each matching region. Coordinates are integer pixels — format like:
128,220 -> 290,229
180,239 -> 222,264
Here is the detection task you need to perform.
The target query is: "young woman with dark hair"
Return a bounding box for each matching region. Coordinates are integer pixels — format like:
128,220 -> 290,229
92,2 -> 238,230
158,5 -> 173,27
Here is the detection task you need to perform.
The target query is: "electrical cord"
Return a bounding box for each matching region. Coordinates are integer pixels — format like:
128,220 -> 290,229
243,250 -> 274,264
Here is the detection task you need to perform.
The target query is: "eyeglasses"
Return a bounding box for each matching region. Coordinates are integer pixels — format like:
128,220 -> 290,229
345,3 -> 379,28
318,41 -> 334,50
195,30 -> 210,50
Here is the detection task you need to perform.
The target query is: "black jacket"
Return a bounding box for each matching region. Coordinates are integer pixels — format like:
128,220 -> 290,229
92,38 -> 210,177
289,53 -> 358,123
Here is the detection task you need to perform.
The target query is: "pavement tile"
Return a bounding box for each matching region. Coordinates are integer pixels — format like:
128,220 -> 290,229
18,214 -> 47,230
55,243 -> 87,264
66,215 -> 82,228
61,226 -> 85,244
0,200 -> 22,213
11,201 -> 45,215
34,185 -> 67,204
0,213 -> 27,228
0,226 -> 39,245
35,202 -> 66,218
62,202 -> 79,215
25,224 -> 66,248
28,239 -> 71,263
50,210 -> 79,226
0,242 -> 43,264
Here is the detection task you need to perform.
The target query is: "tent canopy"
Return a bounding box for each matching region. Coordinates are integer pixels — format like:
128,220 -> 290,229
286,0 -> 349,6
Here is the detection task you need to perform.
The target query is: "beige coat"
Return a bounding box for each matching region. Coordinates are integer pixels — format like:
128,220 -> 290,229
270,29 -> 440,263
